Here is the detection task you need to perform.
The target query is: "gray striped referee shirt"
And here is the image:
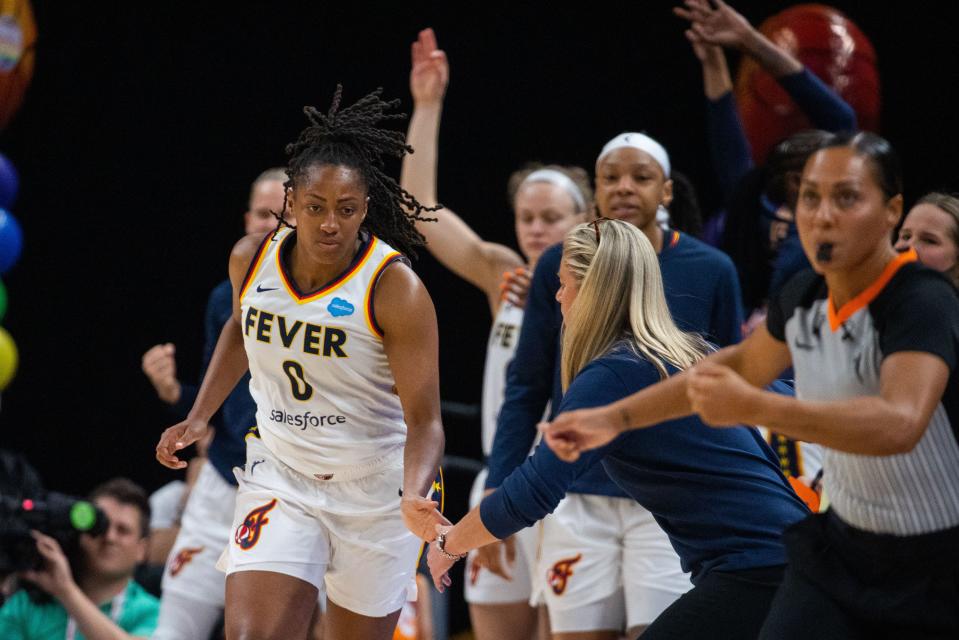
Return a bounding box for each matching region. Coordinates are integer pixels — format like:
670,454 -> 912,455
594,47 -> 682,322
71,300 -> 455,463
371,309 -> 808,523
767,253 -> 959,536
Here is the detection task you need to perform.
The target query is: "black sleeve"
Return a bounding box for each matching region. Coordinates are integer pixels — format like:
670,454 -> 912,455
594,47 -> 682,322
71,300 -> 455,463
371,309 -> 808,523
766,269 -> 822,342
873,266 -> 959,371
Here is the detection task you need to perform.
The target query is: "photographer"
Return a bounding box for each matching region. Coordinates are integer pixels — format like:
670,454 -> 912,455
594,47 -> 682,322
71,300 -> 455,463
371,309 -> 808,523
0,478 -> 160,639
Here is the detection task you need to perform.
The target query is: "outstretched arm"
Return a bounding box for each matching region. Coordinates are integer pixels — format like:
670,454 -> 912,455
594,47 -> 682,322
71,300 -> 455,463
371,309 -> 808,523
688,274 -> 959,455
542,325 -> 790,460
375,261 -> 448,541
686,352 -> 949,455
401,28 -> 523,310
155,234 -> 261,469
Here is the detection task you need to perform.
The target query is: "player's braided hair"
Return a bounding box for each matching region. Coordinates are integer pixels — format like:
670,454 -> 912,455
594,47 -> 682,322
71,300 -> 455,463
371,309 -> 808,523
272,85 -> 436,257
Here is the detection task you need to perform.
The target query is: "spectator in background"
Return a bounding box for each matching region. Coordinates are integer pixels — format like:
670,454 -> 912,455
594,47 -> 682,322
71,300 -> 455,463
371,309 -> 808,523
675,0 -> 856,312
0,478 -> 160,639
895,192 -> 959,286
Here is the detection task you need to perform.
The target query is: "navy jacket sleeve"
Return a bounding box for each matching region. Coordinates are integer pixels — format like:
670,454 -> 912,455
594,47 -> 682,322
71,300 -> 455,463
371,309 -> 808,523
706,92 -> 754,201
484,245 -> 564,489
711,257 -> 745,347
480,360 -> 630,538
169,281 -> 232,423
778,68 -> 857,133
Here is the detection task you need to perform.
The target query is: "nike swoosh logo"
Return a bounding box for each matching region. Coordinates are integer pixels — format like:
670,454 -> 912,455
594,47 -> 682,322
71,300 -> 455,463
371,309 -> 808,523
250,460 -> 265,474
256,284 -> 278,292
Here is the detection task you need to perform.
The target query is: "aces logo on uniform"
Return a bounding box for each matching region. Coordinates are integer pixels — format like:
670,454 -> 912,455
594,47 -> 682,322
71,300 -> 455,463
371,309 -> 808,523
235,499 -> 277,550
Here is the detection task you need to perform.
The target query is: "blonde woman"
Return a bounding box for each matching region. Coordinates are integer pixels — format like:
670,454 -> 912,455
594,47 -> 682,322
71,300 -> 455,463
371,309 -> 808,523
423,220 -> 808,639
894,192 -> 959,286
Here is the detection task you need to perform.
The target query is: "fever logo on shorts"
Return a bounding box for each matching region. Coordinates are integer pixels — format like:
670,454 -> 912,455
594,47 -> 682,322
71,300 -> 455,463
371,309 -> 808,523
547,553 -> 582,595
169,546 -> 205,577
234,499 -> 278,550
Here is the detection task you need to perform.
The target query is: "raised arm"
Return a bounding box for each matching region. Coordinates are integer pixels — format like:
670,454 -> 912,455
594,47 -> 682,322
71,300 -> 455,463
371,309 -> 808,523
155,233 -> 262,469
401,28 -> 523,310
679,23 -> 754,198
374,260 -> 448,541
676,0 -> 855,132
676,0 -> 801,77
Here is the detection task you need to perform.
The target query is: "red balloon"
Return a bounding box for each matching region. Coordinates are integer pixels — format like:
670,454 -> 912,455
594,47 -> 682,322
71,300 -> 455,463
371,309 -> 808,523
0,0 -> 36,132
735,4 -> 881,165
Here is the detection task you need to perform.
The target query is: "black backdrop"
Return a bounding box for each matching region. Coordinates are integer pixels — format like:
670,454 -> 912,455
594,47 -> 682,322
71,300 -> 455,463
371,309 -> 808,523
2,0 -> 959,497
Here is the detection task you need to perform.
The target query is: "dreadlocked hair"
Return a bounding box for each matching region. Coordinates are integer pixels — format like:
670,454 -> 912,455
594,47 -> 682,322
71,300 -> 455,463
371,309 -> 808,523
272,85 -> 438,257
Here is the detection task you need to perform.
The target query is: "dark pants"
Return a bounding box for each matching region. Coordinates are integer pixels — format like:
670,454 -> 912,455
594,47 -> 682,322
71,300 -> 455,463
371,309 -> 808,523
759,512 -> 959,640
643,565 -> 785,639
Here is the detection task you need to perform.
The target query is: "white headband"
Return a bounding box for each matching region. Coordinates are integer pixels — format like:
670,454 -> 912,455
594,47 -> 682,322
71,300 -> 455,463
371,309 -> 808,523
520,169 -> 588,213
597,132 -> 671,178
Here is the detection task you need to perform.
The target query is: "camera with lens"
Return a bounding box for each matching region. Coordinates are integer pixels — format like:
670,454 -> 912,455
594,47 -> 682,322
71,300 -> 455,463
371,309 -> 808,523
0,450 -> 108,576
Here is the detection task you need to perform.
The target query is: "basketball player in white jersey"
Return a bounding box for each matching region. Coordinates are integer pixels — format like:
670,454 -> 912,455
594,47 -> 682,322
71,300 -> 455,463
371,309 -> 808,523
156,86 -> 447,640
403,29 -> 591,640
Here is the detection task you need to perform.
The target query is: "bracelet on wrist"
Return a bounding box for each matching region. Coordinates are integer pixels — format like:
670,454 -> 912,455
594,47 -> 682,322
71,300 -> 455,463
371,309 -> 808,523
435,532 -> 466,561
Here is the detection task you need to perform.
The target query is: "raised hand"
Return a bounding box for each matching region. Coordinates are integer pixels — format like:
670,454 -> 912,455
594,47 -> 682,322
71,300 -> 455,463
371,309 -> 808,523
410,27 -> 449,106
141,343 -> 182,404
156,418 -> 210,469
673,0 -> 754,51
539,406 -> 622,462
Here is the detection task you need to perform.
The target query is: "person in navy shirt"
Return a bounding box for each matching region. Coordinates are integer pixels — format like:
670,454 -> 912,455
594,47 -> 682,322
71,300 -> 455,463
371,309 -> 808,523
425,220 -> 807,639
483,131 -> 744,636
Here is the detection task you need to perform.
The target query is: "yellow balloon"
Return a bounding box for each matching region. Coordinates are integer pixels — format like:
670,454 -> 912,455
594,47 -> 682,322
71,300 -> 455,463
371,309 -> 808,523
0,326 -> 18,390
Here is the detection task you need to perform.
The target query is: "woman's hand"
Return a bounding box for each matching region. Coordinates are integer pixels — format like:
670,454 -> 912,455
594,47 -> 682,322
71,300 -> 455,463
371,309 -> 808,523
469,535 -> 517,582
156,418 -> 210,469
673,0 -> 754,51
500,267 -> 532,308
687,361 -> 762,426
401,494 -> 451,542
427,524 -> 457,592
410,28 -> 449,107
539,405 -> 622,462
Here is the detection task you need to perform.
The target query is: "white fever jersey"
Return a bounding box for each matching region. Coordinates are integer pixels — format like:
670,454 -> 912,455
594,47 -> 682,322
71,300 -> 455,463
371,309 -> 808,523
239,228 -> 408,479
481,301 -> 524,456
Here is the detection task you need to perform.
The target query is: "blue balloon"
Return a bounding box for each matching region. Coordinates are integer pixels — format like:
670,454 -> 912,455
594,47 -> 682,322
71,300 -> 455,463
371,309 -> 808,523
0,209 -> 23,274
0,153 -> 17,209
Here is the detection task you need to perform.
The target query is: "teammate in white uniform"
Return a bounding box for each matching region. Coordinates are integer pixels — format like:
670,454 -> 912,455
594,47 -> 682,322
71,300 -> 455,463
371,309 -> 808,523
156,86 -> 447,640
402,29 -> 591,640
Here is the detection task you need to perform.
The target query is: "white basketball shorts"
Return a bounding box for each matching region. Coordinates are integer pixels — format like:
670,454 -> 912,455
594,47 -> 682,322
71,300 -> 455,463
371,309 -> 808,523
216,436 -> 421,617
537,494 -> 691,632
